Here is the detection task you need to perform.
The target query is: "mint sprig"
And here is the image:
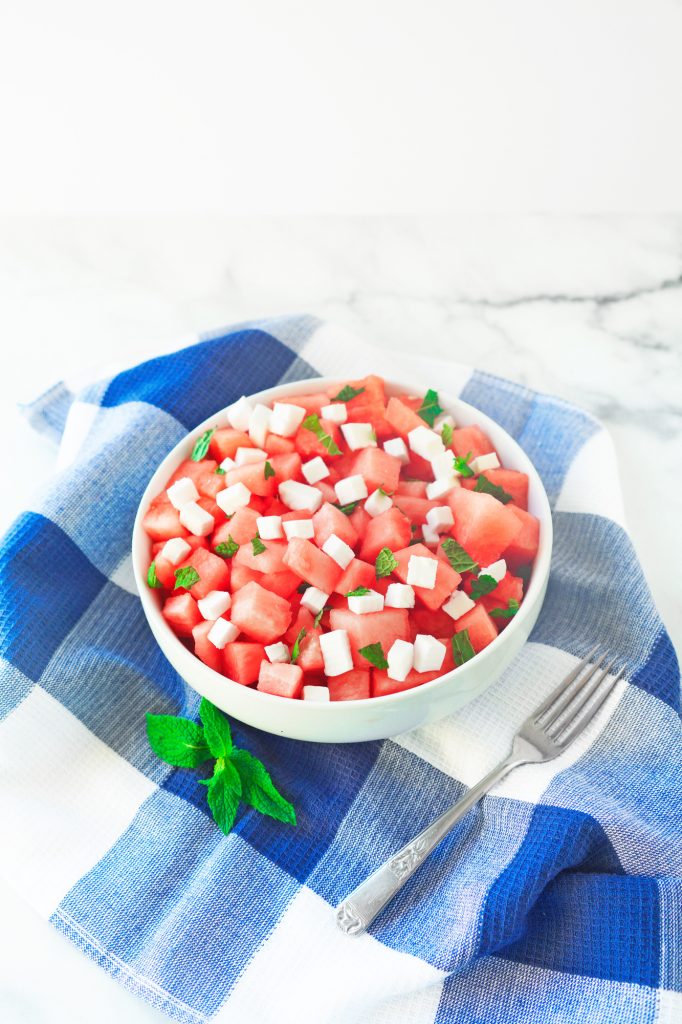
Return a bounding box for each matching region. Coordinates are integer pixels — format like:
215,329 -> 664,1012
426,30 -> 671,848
191,428 -> 215,462
359,642 -> 389,669
147,561 -> 162,588
454,451 -> 474,478
331,384 -> 365,402
440,537 -> 479,575
441,422 -> 453,447
214,536 -> 239,558
290,627 -> 307,663
215,466 -> 226,475
264,460 -> 275,480
251,535 -> 266,555
452,629 -> 476,666
474,474 -> 512,504
469,574 -> 499,600
302,414 -> 342,456
174,566 -> 200,589
334,501 -> 359,516
346,586 -> 371,597
146,697 -> 296,835
313,606 -> 326,628
490,598 -> 520,619
375,547 -> 398,578
417,388 -> 443,427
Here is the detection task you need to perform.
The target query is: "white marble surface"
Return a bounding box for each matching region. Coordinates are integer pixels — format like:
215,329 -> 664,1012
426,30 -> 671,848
0,215 -> 680,1021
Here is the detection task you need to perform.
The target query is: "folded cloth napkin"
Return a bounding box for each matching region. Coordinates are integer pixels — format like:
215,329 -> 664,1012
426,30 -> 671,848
1,316 -> 680,1024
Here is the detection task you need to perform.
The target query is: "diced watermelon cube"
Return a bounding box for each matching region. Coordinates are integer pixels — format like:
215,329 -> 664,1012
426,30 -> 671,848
209,428 -> 252,462
358,507 -> 412,562
329,607 -> 410,668
162,593 -> 202,637
167,459 -> 225,500
447,488 -> 522,567
451,425 -> 497,460
393,494 -> 439,525
150,554 -> 176,589
282,537 -> 344,593
286,393 -> 329,414
333,558 -> 375,596
316,480 -> 338,505
234,538 -> 289,574
396,480 -> 427,497
269,452 -> 303,482
223,462 -> 277,498
192,620 -> 223,672
385,396 -> 425,437
223,642 -> 265,685
142,494 -> 190,541
297,629 -> 325,672
348,505 -> 371,538
480,469 -> 528,510
312,502 -> 359,549
257,661 -> 304,699
294,418 -> 343,460
392,543 -> 461,611
284,606 -> 314,643
328,670 -> 371,701
350,448 -> 402,494
212,507 -> 260,547
175,547 -> 230,599
230,581 -> 292,643
503,505 -> 540,569
264,434 -> 296,456
408,606 -> 456,640
480,571 -> 524,617
229,564 -> 260,591
231,564 -> 298,598
453,604 -> 498,652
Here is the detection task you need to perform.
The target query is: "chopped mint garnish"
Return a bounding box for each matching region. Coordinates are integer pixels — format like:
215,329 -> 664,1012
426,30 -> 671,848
441,422 -> 453,447
251,536 -> 266,555
417,389 -> 443,428
301,414 -> 341,456
331,384 -> 365,402
147,561 -> 162,588
191,428 -> 215,462
313,607 -> 326,628
215,466 -> 226,475
375,547 -> 398,578
174,566 -> 200,589
346,586 -> 371,597
214,536 -> 239,558
440,537 -> 479,575
290,628 -> 307,663
454,451 -> 474,478
264,460 -> 275,480
358,642 -> 389,670
378,486 -> 394,497
469,574 -> 498,600
452,629 -> 475,666
490,598 -> 520,619
335,501 -> 359,516
474,474 -> 512,504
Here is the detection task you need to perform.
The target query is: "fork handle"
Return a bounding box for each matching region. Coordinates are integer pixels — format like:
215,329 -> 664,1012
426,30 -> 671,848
335,754 -> 519,935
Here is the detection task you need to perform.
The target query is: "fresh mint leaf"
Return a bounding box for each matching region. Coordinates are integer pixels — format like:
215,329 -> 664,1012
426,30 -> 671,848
301,413 -> 342,456
229,748 -> 296,825
147,561 -> 162,588
331,384 -> 365,402
191,428 -> 215,462
440,537 -> 479,575
264,460 -> 275,480
346,586 -> 371,597
452,629 -> 476,667
417,388 -> 443,428
290,627 -> 307,663
474,475 -> 512,504
334,501 -> 358,516
490,598 -> 520,619
359,642 -> 389,669
313,607 -> 326,628
375,547 -> 398,578
174,566 -> 200,589
199,697 -> 233,758
215,466 -> 226,475
199,758 -> 242,835
469,574 -> 499,600
378,486 -> 394,497
214,536 -> 239,558
441,422 -> 453,447
454,451 -> 474,478
251,535 -> 266,555
146,713 -> 210,767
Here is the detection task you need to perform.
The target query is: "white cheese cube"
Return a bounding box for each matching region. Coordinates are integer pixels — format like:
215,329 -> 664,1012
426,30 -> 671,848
248,403 -> 271,448
341,422 -> 377,451
178,501 -> 214,536
235,447 -> 267,466
425,506 -> 455,532
160,537 -> 191,566
426,477 -> 460,500
303,685 -> 331,702
387,639 -> 414,682
319,629 -> 353,676
480,558 -> 507,583
385,582 -> 415,609
470,452 -> 501,475
207,618 -> 239,649
322,533 -> 355,570
256,515 -> 283,540
301,586 -> 329,616
270,402 -> 306,438
431,451 -> 456,481
348,589 -> 384,614
413,634 -> 447,673
434,413 -> 456,433
364,489 -> 393,518
383,437 -> 409,464
265,641 -> 290,664
219,456 -> 236,472
421,524 -> 440,547
442,589 -> 476,621
407,555 -> 438,589
279,479 -> 324,512
320,402 -> 347,423
167,477 -> 199,510
302,456 -> 329,485
408,425 -> 445,462
334,474 -> 368,505
216,481 -> 251,516
226,395 -> 253,431
283,518 -> 315,540
197,590 -> 232,620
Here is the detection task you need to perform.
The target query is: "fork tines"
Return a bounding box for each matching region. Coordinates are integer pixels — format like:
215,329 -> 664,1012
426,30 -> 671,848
534,646 -> 626,747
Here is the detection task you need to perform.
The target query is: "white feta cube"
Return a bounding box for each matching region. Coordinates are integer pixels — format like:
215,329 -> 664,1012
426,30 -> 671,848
159,537 -> 191,566
207,618 -> 239,649
413,634 -> 447,673
320,402 -> 347,424
319,629 -> 353,676
385,582 -> 415,609
470,452 -> 501,475
226,395 -> 253,432
407,555 -> 438,589
431,451 -> 456,481
219,456 -> 236,472
216,481 -> 251,516
480,558 -> 507,583
178,501 -> 214,536
248,403 -> 271,448
408,425 -> 445,462
303,685 -> 331,702
425,506 -> 454,532
341,422 -> 377,451
301,586 -> 329,616
282,518 -> 315,540
434,413 -> 456,433
197,590 -> 232,620
364,489 -> 393,518
270,402 -> 306,438
334,474 -> 368,505
348,589 -> 384,614
167,477 -> 199,510
322,533 -> 355,570
279,479 -> 324,512
421,524 -> 440,547
426,477 -> 460,500
383,437 -> 409,464
256,515 -> 283,540
235,447 -> 267,466
442,589 -> 476,621
387,639 -> 414,682
265,641 -> 290,664
302,456 -> 329,485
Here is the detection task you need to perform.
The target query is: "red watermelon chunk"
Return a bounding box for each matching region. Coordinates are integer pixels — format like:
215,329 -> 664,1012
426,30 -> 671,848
350,448 -> 402,495
175,547 -> 230,599
257,661 -> 304,699
329,607 -> 410,668
453,604 -> 498,652
392,543 -> 461,611
385,396 -> 425,437
162,593 -> 202,637
286,393 -> 328,414
192,620 -> 223,672
312,502 -> 359,549
212,507 -> 260,547
480,469 -> 528,510
167,459 -> 226,500
480,571 -> 524,615
283,537 -> 344,593
372,635 -> 455,696
209,428 -> 252,462
451,425 -> 497,460
447,488 -> 522,567
230,581 -> 292,643
503,505 -> 540,569
223,462 -> 277,498
328,669 -> 371,701
358,507 -> 412,562
333,558 -> 375,596
223,642 -> 265,685
143,494 -> 190,542
264,434 -> 296,456
294,418 -> 343,460
234,538 -> 289,574
393,494 -> 439,525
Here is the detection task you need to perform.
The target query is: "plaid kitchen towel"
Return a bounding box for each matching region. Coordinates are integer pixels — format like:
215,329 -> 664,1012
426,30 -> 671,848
1,316 -> 680,1024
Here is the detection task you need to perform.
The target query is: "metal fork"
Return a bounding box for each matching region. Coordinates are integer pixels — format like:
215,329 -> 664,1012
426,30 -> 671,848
335,647 -> 626,936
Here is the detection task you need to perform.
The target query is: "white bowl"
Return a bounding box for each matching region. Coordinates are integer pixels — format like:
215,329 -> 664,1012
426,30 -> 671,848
132,376 -> 552,742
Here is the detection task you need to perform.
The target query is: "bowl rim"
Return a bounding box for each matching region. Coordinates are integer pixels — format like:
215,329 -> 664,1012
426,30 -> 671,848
132,374 -> 553,713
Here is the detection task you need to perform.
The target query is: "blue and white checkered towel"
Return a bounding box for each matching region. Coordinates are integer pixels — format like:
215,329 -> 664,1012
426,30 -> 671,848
1,316 -> 680,1024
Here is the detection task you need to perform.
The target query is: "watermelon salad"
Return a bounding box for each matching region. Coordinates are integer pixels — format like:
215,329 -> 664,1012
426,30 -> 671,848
141,376 -> 540,702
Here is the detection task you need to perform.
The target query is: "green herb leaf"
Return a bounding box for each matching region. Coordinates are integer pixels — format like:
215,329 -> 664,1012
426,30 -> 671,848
229,748 -> 296,825
146,713 -> 211,768
375,547 -> 398,578
331,384 -> 365,402
215,466 -> 226,475
441,422 -> 453,447
214,536 -> 239,558
313,606 -> 326,628
174,565 -> 200,589
199,697 -> 233,758
297,582 -> 311,594
454,451 -> 474,478
452,629 -> 476,667
359,642 -> 389,670
474,475 -> 512,504
334,501 -> 358,516
290,627 -> 307,663
440,537 -> 479,575
469,574 -> 499,600
377,486 -> 394,497
264,460 -> 275,480
346,586 -> 371,597
490,598 -> 520,619
251,535 -> 267,555
147,561 -> 162,588
199,759 -> 242,835
301,413 -> 342,456
417,388 -> 443,428
191,428 -> 215,462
